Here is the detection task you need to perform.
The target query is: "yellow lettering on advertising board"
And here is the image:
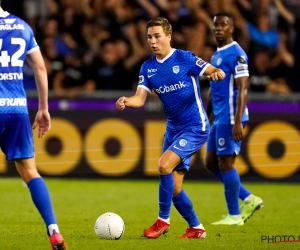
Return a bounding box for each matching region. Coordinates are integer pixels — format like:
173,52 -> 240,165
144,121 -> 165,176
0,151 -> 6,173
34,118 -> 82,175
248,121 -> 300,178
84,118 -> 141,176
26,117 -> 299,179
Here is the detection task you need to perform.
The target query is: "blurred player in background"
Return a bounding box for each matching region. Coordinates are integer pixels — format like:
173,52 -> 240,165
205,12 -> 263,226
0,2 -> 66,249
116,17 -> 225,239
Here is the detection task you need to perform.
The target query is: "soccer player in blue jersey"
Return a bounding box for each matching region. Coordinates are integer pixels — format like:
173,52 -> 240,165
116,17 -> 225,239
205,12 -> 263,226
0,3 -> 66,249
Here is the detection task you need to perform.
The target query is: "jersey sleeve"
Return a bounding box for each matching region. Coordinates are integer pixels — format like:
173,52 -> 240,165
137,62 -> 152,93
26,24 -> 39,55
186,51 -> 210,76
231,52 -> 249,79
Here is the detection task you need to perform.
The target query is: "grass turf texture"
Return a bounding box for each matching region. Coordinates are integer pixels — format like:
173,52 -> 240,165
0,178 -> 299,250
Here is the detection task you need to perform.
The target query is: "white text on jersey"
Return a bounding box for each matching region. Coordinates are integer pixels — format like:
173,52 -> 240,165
147,69 -> 157,73
0,98 -> 27,106
0,24 -> 24,30
155,81 -> 185,94
0,73 -> 23,80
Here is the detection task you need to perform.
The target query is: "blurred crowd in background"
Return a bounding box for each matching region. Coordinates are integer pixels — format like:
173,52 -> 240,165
3,0 -> 300,99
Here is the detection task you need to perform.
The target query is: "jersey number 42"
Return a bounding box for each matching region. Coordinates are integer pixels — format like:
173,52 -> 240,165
0,38 -> 25,67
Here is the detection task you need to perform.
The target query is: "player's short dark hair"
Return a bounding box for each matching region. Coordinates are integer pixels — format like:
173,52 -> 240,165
214,12 -> 234,25
146,17 -> 172,35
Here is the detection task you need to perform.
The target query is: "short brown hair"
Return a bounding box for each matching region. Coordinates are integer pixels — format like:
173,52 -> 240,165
146,17 -> 172,35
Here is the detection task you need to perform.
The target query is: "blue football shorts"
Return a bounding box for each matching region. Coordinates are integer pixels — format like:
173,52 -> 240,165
163,127 -> 209,172
0,114 -> 34,160
206,122 -> 247,156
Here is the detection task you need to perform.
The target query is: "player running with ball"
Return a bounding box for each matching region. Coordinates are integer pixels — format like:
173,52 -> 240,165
116,17 -> 225,239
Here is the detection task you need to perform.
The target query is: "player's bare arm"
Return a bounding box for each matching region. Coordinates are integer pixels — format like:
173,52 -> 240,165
204,65 -> 226,81
116,87 -> 148,110
26,49 -> 51,138
233,76 -> 248,141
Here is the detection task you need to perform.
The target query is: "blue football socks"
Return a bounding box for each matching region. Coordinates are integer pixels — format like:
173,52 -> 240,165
213,168 -> 251,201
158,173 -> 174,220
222,169 -> 240,215
27,177 -> 57,226
173,189 -> 200,227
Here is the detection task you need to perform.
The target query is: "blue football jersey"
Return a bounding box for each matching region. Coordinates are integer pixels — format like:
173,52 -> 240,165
210,42 -> 249,124
0,11 -> 39,114
138,49 -> 210,132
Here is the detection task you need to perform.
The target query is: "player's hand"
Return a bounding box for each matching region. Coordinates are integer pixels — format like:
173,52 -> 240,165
116,97 -> 126,110
207,70 -> 226,81
232,122 -> 243,142
32,110 -> 51,138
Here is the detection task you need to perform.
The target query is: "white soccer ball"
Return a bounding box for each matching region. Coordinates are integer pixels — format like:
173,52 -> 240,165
94,212 -> 125,240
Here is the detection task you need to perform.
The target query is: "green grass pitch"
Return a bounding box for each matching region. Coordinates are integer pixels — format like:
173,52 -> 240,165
0,178 -> 299,250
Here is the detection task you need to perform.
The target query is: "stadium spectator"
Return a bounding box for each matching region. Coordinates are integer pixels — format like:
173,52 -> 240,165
23,0 -> 48,34
41,17 -> 71,57
293,10 -> 300,92
42,37 -> 65,90
2,0 -> 296,95
248,51 -> 275,93
52,50 -> 95,99
247,9 -> 280,60
268,27 -> 294,94
251,55 -> 292,95
158,0 -> 192,49
90,39 -> 133,90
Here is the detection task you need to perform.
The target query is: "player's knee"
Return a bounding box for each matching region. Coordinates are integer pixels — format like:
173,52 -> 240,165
158,162 -> 172,174
219,164 -> 233,172
218,156 -> 234,172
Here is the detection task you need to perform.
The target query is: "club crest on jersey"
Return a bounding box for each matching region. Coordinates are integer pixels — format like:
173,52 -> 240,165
218,138 -> 225,146
173,66 -> 180,74
217,58 -> 222,65
179,139 -> 187,147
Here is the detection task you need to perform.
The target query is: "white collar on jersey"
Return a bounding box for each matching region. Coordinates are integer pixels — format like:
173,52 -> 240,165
217,41 -> 237,52
156,48 -> 176,63
0,11 -> 10,18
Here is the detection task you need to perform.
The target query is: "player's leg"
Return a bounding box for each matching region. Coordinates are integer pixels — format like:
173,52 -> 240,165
205,123 -> 251,202
172,170 -> 206,239
206,152 -> 263,223
143,149 -> 181,239
15,158 -> 67,249
210,124 -> 243,225
211,154 -> 244,225
219,155 -> 240,217
4,114 -> 66,249
15,159 -> 59,233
